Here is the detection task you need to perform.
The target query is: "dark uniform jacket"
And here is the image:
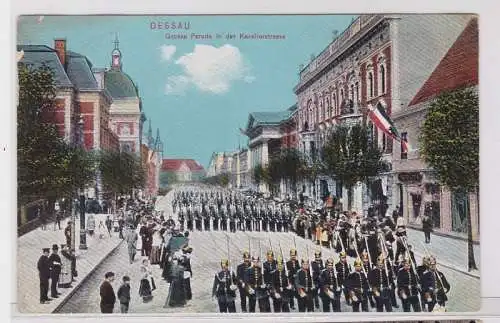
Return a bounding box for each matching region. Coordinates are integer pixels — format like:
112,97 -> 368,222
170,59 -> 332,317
286,259 -> 300,286
311,259 -> 325,287
397,268 -> 420,297
318,268 -> 341,297
272,267 -> 291,297
212,270 -> 237,302
368,266 -> 393,294
49,253 -> 62,278
263,260 -> 278,286
346,271 -> 370,298
294,269 -> 314,294
335,261 -> 351,287
236,262 -> 250,288
37,255 -> 51,279
421,269 -> 450,301
244,266 -> 267,299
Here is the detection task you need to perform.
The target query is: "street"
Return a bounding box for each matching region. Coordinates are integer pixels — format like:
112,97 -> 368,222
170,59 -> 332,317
57,192 -> 480,314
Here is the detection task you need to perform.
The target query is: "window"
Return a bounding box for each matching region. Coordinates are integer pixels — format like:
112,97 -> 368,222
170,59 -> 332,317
355,82 -> 360,103
326,97 -> 331,118
368,72 -> 374,98
400,132 -> 408,159
332,93 -> 337,116
379,64 -> 386,94
350,84 -> 354,101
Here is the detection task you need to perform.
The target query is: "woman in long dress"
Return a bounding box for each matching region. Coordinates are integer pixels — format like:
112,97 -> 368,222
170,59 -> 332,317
138,258 -> 156,302
165,252 -> 187,307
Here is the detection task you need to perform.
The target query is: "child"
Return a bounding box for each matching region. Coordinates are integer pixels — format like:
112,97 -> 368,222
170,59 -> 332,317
117,276 -> 131,313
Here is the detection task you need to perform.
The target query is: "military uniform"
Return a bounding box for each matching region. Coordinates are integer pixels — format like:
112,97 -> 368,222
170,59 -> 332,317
271,256 -> 292,312
421,257 -> 450,312
310,251 -> 324,309
244,257 -> 270,312
318,258 -> 341,312
236,252 -> 251,312
286,249 -> 300,310
335,252 -> 351,304
368,255 -> 393,312
346,259 -> 370,312
294,260 -> 314,312
396,258 -> 422,312
212,259 -> 237,313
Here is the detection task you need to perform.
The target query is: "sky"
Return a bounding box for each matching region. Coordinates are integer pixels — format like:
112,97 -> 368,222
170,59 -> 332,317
17,14 -> 356,168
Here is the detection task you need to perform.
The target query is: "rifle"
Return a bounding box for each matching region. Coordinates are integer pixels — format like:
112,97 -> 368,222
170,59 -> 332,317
400,236 -> 423,303
364,236 -> 373,270
420,241 -> 447,297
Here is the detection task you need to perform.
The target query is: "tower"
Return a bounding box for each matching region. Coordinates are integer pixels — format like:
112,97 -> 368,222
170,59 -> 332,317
111,33 -> 122,70
147,119 -> 154,147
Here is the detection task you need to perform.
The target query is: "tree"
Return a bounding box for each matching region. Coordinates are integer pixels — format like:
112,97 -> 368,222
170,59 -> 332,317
252,164 -> 265,188
322,123 -> 386,210
17,64 -> 95,211
301,157 -> 325,201
420,88 -> 479,271
264,157 -> 282,196
279,148 -> 306,196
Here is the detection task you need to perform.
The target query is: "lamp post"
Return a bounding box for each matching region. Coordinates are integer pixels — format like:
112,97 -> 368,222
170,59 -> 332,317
78,116 -> 87,250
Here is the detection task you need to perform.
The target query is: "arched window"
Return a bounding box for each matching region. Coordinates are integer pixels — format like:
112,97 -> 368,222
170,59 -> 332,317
350,84 -> 354,101
326,97 -> 331,118
379,64 -> 386,94
368,72 -> 374,98
355,82 -> 360,103
332,93 -> 337,116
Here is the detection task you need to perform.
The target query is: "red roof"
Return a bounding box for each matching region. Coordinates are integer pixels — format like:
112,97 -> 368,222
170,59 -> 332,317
161,159 -> 205,172
409,17 -> 478,106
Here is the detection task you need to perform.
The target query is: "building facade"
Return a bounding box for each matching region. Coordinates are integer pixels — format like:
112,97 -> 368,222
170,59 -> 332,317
104,37 -> 143,156
392,17 -> 479,240
293,14 -> 473,214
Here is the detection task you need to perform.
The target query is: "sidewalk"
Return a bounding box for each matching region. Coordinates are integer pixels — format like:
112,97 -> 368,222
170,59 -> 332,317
406,228 -> 480,278
16,213 -> 123,314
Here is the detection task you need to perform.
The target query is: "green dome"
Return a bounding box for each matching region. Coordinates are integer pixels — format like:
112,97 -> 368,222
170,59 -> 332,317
105,69 -> 138,99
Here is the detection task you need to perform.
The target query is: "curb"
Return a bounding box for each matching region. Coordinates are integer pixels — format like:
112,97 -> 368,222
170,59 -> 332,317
52,239 -> 125,313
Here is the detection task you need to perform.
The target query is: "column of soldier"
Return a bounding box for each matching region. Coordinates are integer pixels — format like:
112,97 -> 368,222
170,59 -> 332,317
171,186 -> 451,314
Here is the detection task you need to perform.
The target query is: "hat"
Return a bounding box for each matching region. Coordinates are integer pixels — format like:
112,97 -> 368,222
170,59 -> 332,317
277,255 -> 284,264
252,256 -> 260,262
354,259 -> 362,267
301,258 -> 309,265
290,248 -> 297,256
326,258 -> 334,266
242,250 -> 250,259
60,244 -> 66,249
221,259 -> 229,267
314,250 -> 321,258
339,251 -> 347,257
52,244 -> 59,250
377,254 -> 385,264
42,248 -> 50,253
266,250 -> 274,257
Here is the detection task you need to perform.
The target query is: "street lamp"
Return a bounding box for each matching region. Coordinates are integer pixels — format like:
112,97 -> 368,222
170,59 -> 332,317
78,116 -> 87,250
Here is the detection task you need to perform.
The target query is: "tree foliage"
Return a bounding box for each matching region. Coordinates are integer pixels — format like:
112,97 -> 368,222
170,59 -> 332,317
420,88 -> 479,192
17,64 -> 95,205
99,150 -> 146,197
322,123 -> 386,208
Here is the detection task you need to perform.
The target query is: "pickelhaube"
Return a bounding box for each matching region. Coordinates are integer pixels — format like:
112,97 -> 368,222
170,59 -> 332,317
301,258 -> 309,265
221,259 -> 229,267
277,255 -> 284,264
353,258 -> 362,267
242,250 -> 250,259
377,254 -> 385,264
252,256 -> 260,262
267,250 -> 274,257
290,248 -> 297,256
314,250 -> 321,258
361,250 -> 369,260
326,258 -> 334,266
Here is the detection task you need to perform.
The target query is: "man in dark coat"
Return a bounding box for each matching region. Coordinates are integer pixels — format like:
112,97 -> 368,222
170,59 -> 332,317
236,251 -> 251,312
100,272 -> 116,313
49,244 -> 62,298
37,248 -> 51,304
422,214 -> 433,243
212,259 -> 238,313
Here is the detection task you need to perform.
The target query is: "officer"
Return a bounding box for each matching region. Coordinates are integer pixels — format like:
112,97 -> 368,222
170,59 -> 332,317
335,251 -> 351,304
421,256 -> 450,312
262,250 -> 278,311
318,258 -> 341,312
212,259 -> 238,313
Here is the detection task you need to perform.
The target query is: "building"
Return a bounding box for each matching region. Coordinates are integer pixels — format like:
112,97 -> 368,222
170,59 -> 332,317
392,17 -> 479,240
280,105 -> 299,149
160,159 -> 205,187
103,36 -> 143,155
207,152 -> 225,177
238,149 -> 251,189
18,39 -> 121,201
293,14 -> 473,214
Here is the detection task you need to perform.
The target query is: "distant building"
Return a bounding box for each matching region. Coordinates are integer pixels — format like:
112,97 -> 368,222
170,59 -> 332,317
160,159 -> 205,187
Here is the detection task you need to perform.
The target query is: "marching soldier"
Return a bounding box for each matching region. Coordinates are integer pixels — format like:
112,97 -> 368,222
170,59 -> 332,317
236,251 -> 251,312
271,256 -> 292,312
244,256 -> 270,312
396,258 -> 422,312
310,250 -> 324,309
368,255 -> 393,312
220,206 -> 228,231
361,250 -> 376,308
335,251 -> 351,304
421,256 -> 450,312
263,250 -> 278,312
294,259 -> 314,312
318,258 -> 342,312
212,259 -> 238,313
346,259 -> 370,312
286,249 -> 300,310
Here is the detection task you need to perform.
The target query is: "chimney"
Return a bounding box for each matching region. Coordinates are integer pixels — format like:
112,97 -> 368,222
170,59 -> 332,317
54,38 -> 66,68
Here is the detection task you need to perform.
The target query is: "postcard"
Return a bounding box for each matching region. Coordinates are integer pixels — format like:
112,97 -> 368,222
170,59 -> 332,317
15,14 -> 480,315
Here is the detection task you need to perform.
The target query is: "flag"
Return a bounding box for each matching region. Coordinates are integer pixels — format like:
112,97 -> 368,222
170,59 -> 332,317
368,102 -> 399,139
